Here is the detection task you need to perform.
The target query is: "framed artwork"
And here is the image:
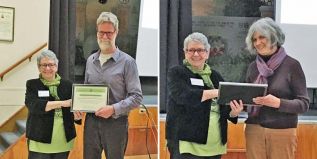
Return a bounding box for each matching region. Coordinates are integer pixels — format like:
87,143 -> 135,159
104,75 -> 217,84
192,0 -> 268,82
0,6 -> 15,42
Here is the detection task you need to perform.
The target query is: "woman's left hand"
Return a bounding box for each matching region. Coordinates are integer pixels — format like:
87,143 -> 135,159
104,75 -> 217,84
73,111 -> 83,120
229,100 -> 244,117
253,94 -> 280,108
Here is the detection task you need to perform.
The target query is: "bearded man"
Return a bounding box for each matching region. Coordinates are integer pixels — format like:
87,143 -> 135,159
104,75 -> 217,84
83,12 -> 143,159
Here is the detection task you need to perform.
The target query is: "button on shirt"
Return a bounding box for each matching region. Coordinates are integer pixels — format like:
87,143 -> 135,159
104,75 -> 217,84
84,48 -> 143,118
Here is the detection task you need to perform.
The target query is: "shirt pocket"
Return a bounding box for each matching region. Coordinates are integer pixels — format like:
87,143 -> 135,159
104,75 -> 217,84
109,72 -> 124,86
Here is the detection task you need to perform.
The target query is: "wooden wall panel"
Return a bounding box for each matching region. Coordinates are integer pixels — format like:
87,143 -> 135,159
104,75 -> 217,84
125,127 -> 158,155
222,152 -> 246,159
296,124 -> 317,159
126,107 -> 158,155
159,121 -> 169,159
0,135 -> 28,159
129,107 -> 158,128
68,124 -> 84,159
227,123 -> 246,149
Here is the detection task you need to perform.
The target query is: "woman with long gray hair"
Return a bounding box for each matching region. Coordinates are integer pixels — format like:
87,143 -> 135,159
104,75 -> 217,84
232,17 -> 309,159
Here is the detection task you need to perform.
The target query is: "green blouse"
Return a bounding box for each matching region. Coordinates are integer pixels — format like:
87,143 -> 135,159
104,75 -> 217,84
29,110 -> 74,153
179,102 -> 226,156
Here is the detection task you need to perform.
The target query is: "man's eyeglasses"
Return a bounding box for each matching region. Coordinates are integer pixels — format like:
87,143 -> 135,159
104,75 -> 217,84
97,31 -> 116,37
39,63 -> 56,68
185,48 -> 207,55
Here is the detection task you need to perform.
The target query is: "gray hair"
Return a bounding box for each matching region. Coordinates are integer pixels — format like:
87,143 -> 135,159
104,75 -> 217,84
37,50 -> 59,66
183,32 -> 210,52
245,17 -> 285,54
96,12 -> 119,31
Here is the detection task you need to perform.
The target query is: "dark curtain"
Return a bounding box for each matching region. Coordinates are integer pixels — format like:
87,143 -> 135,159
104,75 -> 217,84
160,0 -> 192,113
49,0 -> 76,81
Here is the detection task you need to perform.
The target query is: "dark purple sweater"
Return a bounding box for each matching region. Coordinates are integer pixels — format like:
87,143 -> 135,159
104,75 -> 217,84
245,55 -> 309,129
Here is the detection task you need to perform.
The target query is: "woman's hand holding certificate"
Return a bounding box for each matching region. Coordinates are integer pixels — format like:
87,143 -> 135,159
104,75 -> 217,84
252,94 -> 281,108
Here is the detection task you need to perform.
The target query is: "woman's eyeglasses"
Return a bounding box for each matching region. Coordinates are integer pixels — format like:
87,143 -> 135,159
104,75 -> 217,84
185,48 -> 207,55
39,63 -> 56,68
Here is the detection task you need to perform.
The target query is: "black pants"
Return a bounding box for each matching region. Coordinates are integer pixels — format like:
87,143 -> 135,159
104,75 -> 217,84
167,140 -> 222,159
84,114 -> 128,159
28,151 -> 69,159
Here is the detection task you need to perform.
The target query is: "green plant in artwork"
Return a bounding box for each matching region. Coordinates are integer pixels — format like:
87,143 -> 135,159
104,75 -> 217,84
208,49 -> 256,82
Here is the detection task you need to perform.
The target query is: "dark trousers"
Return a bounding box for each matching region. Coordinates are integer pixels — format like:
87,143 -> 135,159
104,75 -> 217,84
28,151 -> 69,159
167,140 -> 222,159
84,114 -> 128,159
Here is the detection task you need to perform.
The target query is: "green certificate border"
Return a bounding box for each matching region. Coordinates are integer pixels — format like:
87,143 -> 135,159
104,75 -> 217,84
71,84 -> 109,112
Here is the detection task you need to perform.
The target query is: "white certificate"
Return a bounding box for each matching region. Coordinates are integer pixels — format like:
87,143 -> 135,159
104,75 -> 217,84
71,84 -> 109,112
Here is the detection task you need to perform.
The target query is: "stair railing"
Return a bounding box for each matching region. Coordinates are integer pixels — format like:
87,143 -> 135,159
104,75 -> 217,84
0,43 -> 48,81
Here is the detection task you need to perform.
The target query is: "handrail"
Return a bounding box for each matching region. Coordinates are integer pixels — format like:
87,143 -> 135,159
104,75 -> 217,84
0,43 -> 48,81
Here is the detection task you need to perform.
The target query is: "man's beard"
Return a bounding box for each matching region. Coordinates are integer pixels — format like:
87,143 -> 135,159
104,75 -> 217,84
98,40 -> 112,51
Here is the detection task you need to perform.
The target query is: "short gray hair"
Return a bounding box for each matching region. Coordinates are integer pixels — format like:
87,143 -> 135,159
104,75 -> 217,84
96,12 -> 119,31
183,32 -> 210,52
245,17 -> 285,54
37,50 -> 59,66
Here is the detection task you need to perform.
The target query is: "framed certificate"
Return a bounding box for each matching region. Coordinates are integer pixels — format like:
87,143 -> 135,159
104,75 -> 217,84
0,6 -> 15,42
217,82 -> 268,106
71,84 -> 109,112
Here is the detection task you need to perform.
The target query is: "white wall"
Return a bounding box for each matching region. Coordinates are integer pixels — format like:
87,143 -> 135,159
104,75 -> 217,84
136,0 -> 159,77
0,0 -> 50,106
275,0 -> 317,88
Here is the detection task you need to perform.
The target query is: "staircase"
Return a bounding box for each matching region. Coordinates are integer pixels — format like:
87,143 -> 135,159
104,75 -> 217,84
0,119 -> 27,154
0,144 -> 5,154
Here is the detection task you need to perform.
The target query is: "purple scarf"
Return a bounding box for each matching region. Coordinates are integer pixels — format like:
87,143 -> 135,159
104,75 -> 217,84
248,47 -> 287,116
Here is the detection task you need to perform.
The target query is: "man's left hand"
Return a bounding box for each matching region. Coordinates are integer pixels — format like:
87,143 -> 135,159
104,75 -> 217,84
95,105 -> 115,118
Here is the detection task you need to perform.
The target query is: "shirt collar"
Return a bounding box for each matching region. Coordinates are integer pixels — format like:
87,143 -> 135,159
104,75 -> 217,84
92,47 -> 121,63
111,48 -> 120,62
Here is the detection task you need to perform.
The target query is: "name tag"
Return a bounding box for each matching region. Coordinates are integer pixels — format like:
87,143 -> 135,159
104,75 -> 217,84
190,78 -> 204,86
38,90 -> 50,97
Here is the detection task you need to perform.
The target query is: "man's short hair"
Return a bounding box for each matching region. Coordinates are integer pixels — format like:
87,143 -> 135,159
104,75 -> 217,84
96,12 -> 119,31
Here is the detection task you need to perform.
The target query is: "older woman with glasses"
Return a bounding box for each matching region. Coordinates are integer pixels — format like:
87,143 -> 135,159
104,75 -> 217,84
25,50 -> 82,159
165,32 -> 243,159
